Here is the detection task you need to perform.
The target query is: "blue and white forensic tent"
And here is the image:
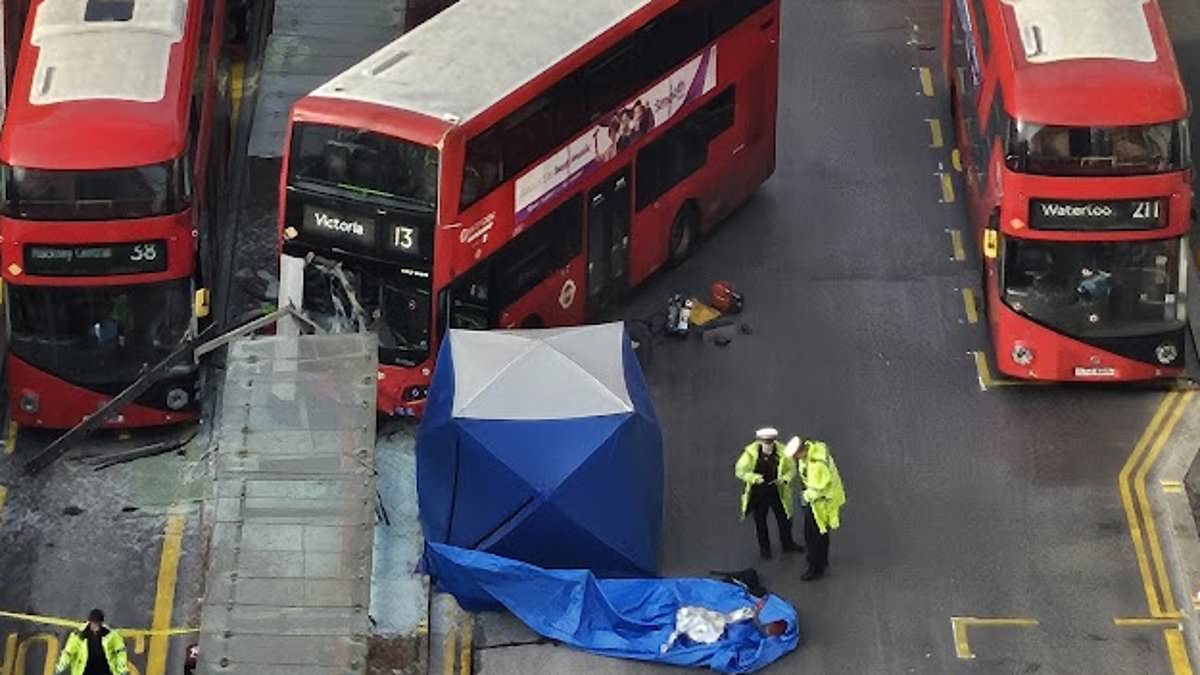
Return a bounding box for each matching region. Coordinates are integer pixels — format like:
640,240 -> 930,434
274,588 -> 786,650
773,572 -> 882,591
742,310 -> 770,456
416,322 -> 663,577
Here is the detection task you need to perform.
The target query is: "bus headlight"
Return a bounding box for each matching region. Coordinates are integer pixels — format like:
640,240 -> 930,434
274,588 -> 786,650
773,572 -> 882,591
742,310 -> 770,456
403,386 -> 429,402
1156,343 -> 1179,366
1011,343 -> 1034,366
166,388 -> 190,411
19,390 -> 38,414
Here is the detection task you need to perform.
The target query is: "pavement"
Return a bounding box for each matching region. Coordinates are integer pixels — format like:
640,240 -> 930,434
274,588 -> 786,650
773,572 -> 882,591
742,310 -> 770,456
451,0 -> 1200,673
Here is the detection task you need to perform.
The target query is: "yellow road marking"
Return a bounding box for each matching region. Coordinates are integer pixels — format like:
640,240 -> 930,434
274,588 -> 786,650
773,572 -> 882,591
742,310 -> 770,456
0,486 -> 6,526
5,420 -> 17,455
1167,628 -> 1195,675
919,66 -> 935,96
1114,617 -> 1182,627
961,288 -> 978,324
146,511 -> 186,675
459,613 -> 473,675
1120,392 -> 1179,618
1137,391 -> 1193,617
1161,480 -> 1185,494
231,60 -> 245,131
952,148 -> 963,172
442,602 -> 458,675
950,617 -> 1039,659
939,172 -> 956,203
926,118 -> 944,148
949,229 -> 966,261
971,350 -> 996,391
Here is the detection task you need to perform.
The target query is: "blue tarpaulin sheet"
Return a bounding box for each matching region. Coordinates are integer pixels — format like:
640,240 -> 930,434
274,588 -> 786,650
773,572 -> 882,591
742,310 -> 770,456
425,543 -> 799,674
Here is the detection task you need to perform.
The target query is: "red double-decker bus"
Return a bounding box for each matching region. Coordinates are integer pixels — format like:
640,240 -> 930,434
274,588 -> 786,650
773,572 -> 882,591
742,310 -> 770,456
945,0 -> 1192,381
1,0 -> 226,428
279,0 -> 779,416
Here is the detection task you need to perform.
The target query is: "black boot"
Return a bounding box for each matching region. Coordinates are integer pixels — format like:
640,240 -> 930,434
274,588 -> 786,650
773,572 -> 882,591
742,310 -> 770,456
759,545 -> 773,561
801,566 -> 824,581
782,540 -> 804,553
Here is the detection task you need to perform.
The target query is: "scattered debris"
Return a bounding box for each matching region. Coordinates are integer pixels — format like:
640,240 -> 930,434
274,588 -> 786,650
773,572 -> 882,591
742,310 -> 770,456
85,431 -> 198,471
62,506 -> 83,516
710,280 -> 744,315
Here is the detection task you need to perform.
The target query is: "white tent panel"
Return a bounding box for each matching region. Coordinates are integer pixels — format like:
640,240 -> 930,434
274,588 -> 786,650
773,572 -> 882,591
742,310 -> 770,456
449,323 -> 633,420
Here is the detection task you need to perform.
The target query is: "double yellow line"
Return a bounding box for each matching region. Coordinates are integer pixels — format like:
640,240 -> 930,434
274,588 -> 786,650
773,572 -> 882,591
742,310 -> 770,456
441,604 -> 473,675
1120,391 -> 1193,618
1119,391 -> 1195,675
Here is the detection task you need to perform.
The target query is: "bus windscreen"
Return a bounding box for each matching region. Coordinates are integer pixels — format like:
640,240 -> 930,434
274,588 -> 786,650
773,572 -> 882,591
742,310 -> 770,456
0,159 -> 190,220
1009,121 -> 1189,176
289,123 -> 439,210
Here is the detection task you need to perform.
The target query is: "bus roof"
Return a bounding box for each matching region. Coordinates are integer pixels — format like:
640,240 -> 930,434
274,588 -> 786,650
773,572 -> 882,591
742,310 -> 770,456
309,0 -> 654,125
0,0 -> 197,170
997,0 -> 1187,125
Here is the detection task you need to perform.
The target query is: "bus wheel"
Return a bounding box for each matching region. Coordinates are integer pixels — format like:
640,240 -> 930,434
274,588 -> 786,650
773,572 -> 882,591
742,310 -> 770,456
668,202 -> 699,267
520,315 -> 545,328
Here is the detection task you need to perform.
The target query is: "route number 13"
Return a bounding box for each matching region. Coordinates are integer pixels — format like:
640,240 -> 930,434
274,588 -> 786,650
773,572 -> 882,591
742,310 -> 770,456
393,226 -> 416,251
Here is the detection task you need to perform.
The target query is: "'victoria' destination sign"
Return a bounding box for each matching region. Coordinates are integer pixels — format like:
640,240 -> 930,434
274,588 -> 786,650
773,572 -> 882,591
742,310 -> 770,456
24,240 -> 168,276
1029,198 -> 1167,231
299,203 -> 427,260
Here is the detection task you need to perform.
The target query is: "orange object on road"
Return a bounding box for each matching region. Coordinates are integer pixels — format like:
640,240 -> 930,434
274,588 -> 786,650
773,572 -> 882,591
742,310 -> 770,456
710,281 -> 743,314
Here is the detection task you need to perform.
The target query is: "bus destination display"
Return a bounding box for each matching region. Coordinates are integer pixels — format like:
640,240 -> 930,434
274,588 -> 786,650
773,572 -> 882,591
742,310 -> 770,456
300,203 -> 426,260
24,240 -> 168,276
1029,198 -> 1167,231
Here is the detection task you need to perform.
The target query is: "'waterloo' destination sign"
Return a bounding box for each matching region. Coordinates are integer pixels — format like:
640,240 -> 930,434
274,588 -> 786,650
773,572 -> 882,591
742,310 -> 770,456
1029,198 -> 1167,231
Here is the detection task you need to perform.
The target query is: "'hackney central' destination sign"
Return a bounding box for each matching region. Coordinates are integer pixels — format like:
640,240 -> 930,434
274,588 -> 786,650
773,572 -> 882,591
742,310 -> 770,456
1029,198 -> 1167,231
24,240 -> 168,276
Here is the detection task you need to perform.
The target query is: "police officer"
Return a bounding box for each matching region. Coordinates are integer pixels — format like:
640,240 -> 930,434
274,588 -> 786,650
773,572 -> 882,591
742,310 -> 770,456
54,609 -> 129,675
793,437 -> 846,581
735,427 -> 801,560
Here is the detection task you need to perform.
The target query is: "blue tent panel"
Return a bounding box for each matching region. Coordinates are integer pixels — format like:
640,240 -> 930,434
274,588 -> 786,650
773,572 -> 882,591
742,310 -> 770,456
425,544 -> 800,674
479,499 -> 646,577
457,416 -> 622,494
417,323 -> 664,576
549,415 -> 662,576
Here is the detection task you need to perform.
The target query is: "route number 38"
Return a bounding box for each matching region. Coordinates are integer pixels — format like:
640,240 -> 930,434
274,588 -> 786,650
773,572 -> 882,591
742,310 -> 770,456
130,243 -> 159,261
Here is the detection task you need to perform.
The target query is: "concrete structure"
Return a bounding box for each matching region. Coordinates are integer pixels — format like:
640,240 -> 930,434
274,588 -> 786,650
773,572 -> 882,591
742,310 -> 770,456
197,333 -> 378,675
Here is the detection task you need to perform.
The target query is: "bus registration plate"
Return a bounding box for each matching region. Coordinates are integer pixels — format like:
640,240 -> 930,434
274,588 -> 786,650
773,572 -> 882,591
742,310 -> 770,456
1074,367 -> 1117,378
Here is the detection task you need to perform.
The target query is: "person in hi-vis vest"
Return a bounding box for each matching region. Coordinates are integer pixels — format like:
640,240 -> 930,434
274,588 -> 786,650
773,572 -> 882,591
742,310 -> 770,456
789,436 -> 846,581
735,427 -> 802,560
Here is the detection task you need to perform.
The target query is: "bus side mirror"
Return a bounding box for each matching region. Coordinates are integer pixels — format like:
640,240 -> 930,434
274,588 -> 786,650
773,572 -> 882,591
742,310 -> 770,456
195,288 -> 211,319
983,229 -> 998,260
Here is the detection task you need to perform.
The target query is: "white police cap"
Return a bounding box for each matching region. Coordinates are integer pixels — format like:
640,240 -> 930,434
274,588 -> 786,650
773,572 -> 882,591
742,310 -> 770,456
755,427 -> 779,440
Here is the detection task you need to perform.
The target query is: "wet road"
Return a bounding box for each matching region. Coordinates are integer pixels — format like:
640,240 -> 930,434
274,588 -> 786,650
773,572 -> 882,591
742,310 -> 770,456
475,0 -> 1193,672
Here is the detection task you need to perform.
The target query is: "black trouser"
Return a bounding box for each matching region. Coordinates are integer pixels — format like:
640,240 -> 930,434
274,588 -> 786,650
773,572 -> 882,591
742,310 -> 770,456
802,503 -> 830,571
751,491 -> 796,554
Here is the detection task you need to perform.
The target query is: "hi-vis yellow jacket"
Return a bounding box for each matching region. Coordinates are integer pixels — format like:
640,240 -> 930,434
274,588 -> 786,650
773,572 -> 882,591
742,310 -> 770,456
55,626 -> 129,675
799,440 -> 846,534
735,441 -> 797,519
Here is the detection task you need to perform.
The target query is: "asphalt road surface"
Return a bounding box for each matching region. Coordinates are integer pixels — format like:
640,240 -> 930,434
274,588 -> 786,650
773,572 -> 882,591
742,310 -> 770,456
0,427 -> 210,675
474,0 -> 1193,672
